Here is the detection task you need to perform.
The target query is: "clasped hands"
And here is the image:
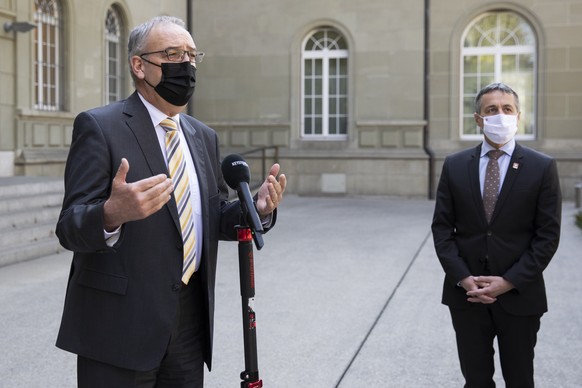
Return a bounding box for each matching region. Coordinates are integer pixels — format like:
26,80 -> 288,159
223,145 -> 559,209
459,275 -> 515,304
103,158 -> 286,232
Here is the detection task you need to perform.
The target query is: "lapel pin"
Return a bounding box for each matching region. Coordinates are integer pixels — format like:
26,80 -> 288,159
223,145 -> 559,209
512,162 -> 519,169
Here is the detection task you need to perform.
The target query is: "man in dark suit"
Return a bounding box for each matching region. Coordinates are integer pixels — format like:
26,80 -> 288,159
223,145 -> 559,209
432,83 -> 561,387
55,16 -> 286,387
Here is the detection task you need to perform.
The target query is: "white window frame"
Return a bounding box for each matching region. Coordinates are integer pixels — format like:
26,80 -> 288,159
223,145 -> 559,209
460,12 -> 536,141
105,6 -> 124,104
34,0 -> 61,111
301,27 -> 349,140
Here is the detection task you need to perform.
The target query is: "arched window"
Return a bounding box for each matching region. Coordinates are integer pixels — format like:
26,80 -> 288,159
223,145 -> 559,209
34,0 -> 62,111
302,27 -> 348,138
105,6 -> 125,104
461,11 -> 536,139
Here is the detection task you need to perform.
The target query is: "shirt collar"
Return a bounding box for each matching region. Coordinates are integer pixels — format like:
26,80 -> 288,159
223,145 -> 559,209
480,137 -> 516,158
137,92 -> 181,128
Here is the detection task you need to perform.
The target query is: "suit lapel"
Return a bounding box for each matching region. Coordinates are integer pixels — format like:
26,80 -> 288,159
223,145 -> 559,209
123,93 -> 168,177
123,93 -> 180,230
180,117 -> 208,209
468,144 -> 486,224
180,117 -> 211,262
492,143 -> 524,223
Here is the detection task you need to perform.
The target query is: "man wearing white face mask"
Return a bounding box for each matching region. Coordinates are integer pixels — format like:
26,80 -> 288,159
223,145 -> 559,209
432,83 -> 562,387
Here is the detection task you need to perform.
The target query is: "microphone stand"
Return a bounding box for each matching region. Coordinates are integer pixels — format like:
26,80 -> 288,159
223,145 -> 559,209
237,207 -> 264,388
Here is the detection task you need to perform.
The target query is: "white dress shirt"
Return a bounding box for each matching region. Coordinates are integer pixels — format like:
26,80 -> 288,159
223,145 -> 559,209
478,138 -> 516,197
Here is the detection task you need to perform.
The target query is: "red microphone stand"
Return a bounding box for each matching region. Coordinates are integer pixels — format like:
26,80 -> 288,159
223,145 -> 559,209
237,223 -> 264,388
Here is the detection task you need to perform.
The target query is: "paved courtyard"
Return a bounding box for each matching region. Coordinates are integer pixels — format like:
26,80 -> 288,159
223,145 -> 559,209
1,195 -> 581,387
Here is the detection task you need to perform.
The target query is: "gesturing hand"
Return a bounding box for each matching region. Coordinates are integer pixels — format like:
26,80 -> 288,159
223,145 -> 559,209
256,163 -> 287,218
103,158 -> 174,231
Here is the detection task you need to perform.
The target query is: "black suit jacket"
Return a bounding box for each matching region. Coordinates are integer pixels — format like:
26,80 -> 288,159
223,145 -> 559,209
431,142 -> 561,316
55,92 -> 273,371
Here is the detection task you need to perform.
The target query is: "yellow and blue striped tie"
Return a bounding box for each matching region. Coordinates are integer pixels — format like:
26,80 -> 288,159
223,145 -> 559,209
160,118 -> 197,284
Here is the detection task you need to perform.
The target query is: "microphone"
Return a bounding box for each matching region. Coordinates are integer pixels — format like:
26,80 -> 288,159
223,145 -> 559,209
221,154 -> 264,249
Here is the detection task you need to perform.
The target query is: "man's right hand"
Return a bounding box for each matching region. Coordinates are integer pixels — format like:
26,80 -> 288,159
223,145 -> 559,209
103,158 -> 174,231
459,276 -> 498,304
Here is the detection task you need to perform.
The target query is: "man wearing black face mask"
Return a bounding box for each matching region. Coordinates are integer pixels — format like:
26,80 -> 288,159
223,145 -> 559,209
55,16 -> 286,387
140,53 -> 197,106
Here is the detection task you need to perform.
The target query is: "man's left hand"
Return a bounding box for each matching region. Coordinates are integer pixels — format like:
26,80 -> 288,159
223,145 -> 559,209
256,163 -> 287,218
466,276 -> 515,304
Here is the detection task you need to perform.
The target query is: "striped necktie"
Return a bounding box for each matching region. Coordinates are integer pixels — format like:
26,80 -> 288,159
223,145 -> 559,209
160,118 -> 197,284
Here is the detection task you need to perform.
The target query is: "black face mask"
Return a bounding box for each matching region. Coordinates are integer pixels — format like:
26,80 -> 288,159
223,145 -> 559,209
144,61 -> 196,106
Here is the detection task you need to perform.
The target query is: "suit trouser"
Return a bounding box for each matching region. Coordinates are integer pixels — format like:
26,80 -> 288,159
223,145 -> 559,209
449,302 -> 541,388
77,274 -> 206,388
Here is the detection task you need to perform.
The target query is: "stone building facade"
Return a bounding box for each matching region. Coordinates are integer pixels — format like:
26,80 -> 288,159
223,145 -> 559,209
0,0 -> 187,175
1,0 -> 581,199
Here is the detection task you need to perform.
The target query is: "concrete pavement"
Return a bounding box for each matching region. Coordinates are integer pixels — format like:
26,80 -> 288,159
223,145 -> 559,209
1,195 -> 581,387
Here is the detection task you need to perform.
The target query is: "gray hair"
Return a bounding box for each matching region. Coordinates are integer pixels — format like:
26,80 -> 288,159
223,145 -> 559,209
474,82 -> 520,114
127,16 -> 187,81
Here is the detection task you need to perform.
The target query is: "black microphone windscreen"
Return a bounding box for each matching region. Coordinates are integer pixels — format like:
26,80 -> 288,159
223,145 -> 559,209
221,154 -> 250,189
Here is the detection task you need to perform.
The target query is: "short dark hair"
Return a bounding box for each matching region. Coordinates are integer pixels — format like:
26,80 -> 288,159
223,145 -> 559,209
474,82 -> 520,114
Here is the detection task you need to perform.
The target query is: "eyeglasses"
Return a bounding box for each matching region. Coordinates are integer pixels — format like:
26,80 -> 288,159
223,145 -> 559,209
140,48 -> 205,64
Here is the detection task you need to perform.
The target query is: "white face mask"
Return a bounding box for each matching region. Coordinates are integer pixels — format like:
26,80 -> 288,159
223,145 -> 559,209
478,114 -> 518,145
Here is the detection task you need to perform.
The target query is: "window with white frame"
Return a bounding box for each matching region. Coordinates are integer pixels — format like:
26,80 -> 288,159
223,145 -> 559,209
302,27 -> 348,138
105,6 -> 125,104
461,12 -> 536,139
34,0 -> 62,111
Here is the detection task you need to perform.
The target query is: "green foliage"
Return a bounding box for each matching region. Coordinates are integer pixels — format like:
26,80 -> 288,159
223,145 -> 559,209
576,211 -> 582,230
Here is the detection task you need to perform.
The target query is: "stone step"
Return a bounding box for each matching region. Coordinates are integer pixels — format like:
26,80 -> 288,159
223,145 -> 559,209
0,237 -> 66,267
0,177 -> 65,267
0,192 -> 63,214
0,206 -> 61,230
0,221 -> 58,247
0,177 -> 63,199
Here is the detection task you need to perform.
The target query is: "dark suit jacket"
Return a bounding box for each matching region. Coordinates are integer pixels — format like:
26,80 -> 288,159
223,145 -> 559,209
431,142 -> 561,316
55,92 -> 273,371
